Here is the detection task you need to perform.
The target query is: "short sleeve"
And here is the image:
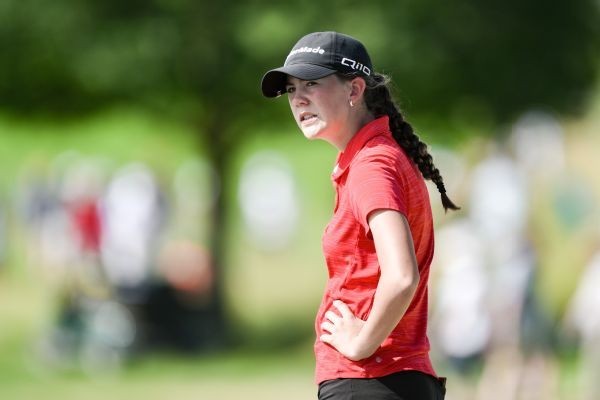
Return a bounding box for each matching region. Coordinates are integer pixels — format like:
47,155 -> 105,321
346,151 -> 407,235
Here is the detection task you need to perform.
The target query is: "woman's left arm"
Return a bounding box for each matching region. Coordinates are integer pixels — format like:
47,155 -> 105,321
320,209 -> 420,361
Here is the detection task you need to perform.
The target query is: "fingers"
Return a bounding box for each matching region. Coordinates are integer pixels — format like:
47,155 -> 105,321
332,300 -> 354,319
324,310 -> 341,324
320,300 -> 356,345
320,333 -> 332,344
321,321 -> 335,333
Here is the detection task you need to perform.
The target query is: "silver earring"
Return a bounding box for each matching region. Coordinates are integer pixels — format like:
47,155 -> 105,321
350,99 -> 354,108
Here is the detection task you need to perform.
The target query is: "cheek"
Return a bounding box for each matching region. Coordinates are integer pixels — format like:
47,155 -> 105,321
323,97 -> 348,122
316,94 -> 344,118
287,97 -> 298,120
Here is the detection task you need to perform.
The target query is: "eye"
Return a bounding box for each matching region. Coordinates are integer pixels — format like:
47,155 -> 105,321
306,81 -> 317,87
285,86 -> 295,94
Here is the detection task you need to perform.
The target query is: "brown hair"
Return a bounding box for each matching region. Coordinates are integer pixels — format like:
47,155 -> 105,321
344,72 -> 460,212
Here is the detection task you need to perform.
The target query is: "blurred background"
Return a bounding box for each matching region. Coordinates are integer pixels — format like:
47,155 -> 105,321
1,1 -> 599,399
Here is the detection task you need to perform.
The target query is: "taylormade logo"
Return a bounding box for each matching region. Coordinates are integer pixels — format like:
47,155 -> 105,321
286,46 -> 326,61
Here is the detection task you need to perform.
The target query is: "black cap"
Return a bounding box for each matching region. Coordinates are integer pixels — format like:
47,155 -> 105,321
261,31 -> 373,98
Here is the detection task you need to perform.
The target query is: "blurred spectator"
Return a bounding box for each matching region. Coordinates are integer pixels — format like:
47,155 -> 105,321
469,148 -> 529,245
238,151 -> 299,252
100,162 -> 168,303
564,249 -> 600,400
431,217 -> 490,375
15,154 -> 68,275
60,156 -> 111,296
31,155 -> 144,373
141,239 -> 219,353
38,294 -> 136,375
467,119 -> 565,399
510,110 -> 566,182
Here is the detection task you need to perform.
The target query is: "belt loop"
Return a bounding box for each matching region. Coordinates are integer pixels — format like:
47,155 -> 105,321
438,377 -> 447,388
438,377 -> 447,398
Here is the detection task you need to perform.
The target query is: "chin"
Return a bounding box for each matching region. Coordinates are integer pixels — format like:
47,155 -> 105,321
300,123 -> 325,140
302,130 -> 322,141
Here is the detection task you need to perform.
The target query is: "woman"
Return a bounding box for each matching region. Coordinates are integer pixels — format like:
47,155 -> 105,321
261,31 -> 458,400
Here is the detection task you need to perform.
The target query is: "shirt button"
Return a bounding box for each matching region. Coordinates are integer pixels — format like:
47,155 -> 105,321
375,357 -> 382,363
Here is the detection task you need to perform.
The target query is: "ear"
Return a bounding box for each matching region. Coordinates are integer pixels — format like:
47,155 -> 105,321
349,77 -> 367,104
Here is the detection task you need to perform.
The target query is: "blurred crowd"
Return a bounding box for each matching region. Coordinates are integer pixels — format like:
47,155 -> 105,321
428,110 -> 599,400
0,109 -> 598,399
6,153 -> 220,373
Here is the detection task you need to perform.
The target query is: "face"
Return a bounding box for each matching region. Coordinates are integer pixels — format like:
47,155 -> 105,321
285,75 -> 352,145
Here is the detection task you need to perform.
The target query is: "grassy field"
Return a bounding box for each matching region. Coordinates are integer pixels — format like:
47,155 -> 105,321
0,349 -> 317,400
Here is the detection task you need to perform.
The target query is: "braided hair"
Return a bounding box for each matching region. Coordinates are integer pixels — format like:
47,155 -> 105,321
344,72 -> 460,212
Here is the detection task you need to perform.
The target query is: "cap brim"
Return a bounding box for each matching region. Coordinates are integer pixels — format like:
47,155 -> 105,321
261,64 -> 337,98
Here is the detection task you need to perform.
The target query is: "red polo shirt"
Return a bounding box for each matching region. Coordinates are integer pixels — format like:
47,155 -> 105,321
315,116 -> 436,384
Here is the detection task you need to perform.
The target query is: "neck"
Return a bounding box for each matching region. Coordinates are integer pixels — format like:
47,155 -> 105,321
333,111 -> 375,151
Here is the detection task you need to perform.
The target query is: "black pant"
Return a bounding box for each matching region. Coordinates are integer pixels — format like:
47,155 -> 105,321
318,371 -> 446,400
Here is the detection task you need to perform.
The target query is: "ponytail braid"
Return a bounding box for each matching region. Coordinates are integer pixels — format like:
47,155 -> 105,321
356,73 -> 460,212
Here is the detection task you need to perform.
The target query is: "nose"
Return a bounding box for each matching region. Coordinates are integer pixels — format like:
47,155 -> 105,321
290,86 -> 309,108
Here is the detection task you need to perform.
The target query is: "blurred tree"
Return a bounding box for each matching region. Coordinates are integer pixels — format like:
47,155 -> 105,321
376,0 -> 600,131
1,0 -> 599,346
2,0 -> 598,125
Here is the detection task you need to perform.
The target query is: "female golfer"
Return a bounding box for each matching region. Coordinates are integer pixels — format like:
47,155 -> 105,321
261,31 -> 457,400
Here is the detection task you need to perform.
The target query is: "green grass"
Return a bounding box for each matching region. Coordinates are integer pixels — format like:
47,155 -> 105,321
0,351 -> 316,400
0,263 -> 316,400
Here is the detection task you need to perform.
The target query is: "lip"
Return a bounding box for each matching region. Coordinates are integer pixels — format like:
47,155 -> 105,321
299,111 -> 318,125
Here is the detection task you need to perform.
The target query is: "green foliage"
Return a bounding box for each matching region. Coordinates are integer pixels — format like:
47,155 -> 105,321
1,0 -> 598,131
382,0 -> 600,126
